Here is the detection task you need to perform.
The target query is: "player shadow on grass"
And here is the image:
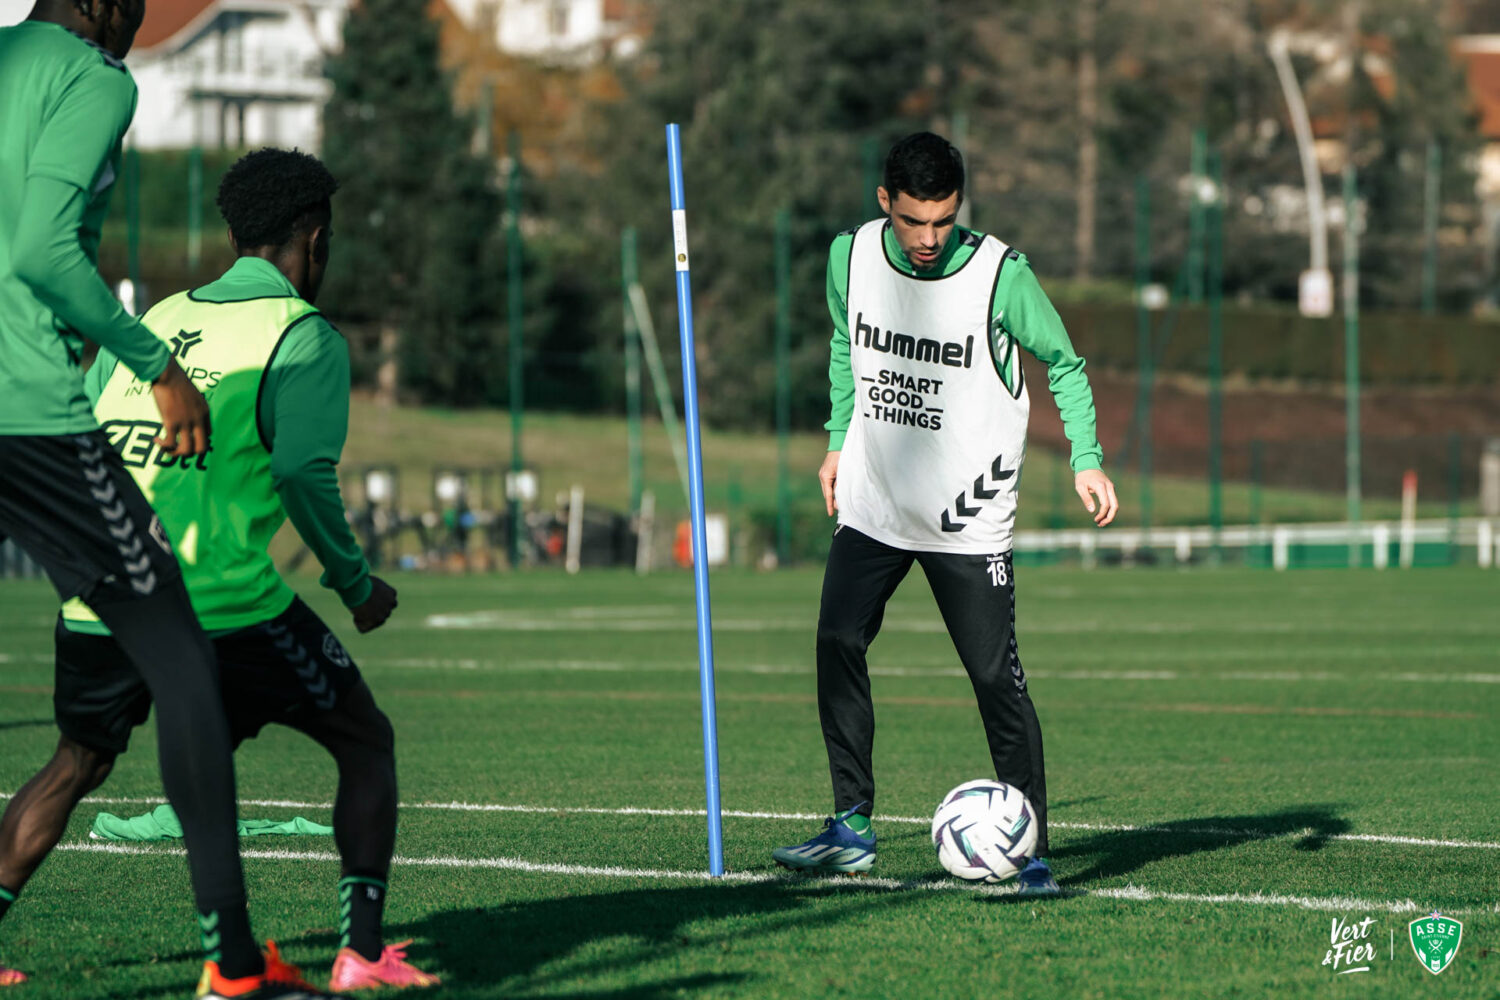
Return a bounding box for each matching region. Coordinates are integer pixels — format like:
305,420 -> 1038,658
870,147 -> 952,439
0,717 -> 52,732
116,881 -> 892,1000
365,882 -> 923,999
1038,804 -> 1353,895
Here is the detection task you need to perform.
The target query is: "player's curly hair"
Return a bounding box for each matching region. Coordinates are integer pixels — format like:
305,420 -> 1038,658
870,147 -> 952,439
70,0 -> 143,23
884,132 -> 965,204
216,148 -> 339,250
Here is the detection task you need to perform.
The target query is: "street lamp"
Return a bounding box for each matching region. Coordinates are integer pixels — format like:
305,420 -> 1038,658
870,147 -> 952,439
1268,30 -> 1334,318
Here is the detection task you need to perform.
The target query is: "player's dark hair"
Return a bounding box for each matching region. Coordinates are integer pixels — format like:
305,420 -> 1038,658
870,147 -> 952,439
216,148 -> 339,251
884,132 -> 964,204
69,0 -> 142,23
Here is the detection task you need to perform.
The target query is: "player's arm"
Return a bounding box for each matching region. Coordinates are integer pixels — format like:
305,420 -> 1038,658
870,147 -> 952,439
997,256 -> 1118,526
260,317 -> 391,628
820,233 -> 855,515
12,66 -> 207,454
11,177 -> 167,380
824,233 -> 855,451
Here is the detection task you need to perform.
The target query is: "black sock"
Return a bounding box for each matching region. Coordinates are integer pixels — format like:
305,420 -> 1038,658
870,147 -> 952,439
0,884 -> 18,924
339,875 -> 387,962
201,906 -> 259,980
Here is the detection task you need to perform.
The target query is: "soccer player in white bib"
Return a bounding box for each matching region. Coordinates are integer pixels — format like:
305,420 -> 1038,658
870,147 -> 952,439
772,133 -> 1118,895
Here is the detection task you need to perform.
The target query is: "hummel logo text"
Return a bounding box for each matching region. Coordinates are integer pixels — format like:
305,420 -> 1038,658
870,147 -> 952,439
854,312 -> 973,369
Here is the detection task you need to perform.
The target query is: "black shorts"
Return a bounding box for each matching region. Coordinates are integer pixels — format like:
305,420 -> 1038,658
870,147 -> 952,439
54,596 -> 365,753
0,432 -> 181,606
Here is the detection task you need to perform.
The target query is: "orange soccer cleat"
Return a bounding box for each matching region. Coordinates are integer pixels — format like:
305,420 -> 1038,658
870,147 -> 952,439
198,940 -> 347,999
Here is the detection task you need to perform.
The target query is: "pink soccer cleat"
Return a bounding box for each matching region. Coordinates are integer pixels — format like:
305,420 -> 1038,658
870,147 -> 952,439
0,963 -> 27,986
328,941 -> 438,991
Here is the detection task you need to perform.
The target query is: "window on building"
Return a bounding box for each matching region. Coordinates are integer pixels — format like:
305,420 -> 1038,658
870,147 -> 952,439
548,2 -> 569,37
476,0 -> 498,39
218,12 -> 244,74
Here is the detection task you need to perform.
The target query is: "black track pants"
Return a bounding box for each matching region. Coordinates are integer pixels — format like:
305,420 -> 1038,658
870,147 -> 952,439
815,525 -> 1049,855
0,433 -> 249,916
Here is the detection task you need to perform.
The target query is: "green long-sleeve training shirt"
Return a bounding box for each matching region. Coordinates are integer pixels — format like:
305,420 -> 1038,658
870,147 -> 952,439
825,222 -> 1103,473
0,22 -> 171,434
86,258 -> 373,615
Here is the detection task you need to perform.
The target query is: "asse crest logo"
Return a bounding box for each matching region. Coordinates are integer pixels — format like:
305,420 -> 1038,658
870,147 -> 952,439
1408,912 -> 1462,975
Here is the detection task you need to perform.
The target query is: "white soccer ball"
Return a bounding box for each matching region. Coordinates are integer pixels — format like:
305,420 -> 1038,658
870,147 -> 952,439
931,779 -> 1038,883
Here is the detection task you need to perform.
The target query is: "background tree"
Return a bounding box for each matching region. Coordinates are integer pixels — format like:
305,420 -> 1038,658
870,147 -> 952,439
539,0 -> 965,429
317,0 -> 1485,416
322,0 -> 500,405
1352,0 -> 1482,308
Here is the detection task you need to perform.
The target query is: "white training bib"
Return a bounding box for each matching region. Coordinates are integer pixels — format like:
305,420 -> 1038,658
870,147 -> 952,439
835,220 -> 1030,553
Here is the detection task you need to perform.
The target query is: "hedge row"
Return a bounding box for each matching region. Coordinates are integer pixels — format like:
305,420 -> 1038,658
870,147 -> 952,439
1056,302 -> 1500,385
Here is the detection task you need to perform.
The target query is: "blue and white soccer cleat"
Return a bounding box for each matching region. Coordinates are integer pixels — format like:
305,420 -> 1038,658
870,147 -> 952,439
771,804 -> 876,874
1015,856 -> 1060,896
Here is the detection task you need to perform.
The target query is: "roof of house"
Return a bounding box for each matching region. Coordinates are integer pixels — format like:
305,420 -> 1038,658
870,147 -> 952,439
135,0 -> 214,51
1456,38 -> 1500,139
134,0 -> 455,55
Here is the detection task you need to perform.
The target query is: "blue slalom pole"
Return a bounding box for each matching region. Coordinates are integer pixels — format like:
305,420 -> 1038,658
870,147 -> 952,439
665,123 -> 724,877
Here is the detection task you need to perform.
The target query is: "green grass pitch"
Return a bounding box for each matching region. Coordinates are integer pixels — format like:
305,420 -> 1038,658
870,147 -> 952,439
0,567 -> 1495,998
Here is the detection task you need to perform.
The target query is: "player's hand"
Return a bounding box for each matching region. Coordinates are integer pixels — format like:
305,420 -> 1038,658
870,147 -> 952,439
150,359 -> 211,457
352,575 -> 398,633
1075,468 -> 1119,527
819,450 -> 841,516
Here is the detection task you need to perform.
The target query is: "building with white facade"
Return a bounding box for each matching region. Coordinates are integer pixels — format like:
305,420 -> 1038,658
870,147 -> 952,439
444,0 -> 636,63
0,0 -> 638,150
125,0 -> 347,151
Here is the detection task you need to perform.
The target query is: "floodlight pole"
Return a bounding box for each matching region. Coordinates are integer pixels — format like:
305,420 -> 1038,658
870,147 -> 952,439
665,123 -> 724,877
125,145 -> 141,306
1188,128 -> 1206,304
1133,175 -> 1153,546
1343,164 -> 1362,567
507,133 -> 524,569
1268,32 -> 1329,276
1447,432 -> 1461,562
187,145 -> 203,274
862,136 -> 880,221
774,207 -> 792,566
1207,150 -> 1224,562
623,227 -> 644,518
627,283 -> 692,503
1421,139 -> 1441,314
952,109 -> 971,230
1249,441 -> 1264,526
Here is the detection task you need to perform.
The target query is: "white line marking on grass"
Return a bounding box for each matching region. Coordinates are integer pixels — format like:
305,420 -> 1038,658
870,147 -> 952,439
50,842 -> 1481,915
358,656 -> 1500,686
411,807 -> 1500,852
55,842 -> 770,881
19,795 -> 1499,852
386,658 -> 632,672
1376,672 -> 1500,684
419,611 -> 1500,638
12,654 -> 1495,683
1034,819 -> 1500,851
423,609 -> 828,633
1084,886 -> 1456,915
413,609 -> 821,631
